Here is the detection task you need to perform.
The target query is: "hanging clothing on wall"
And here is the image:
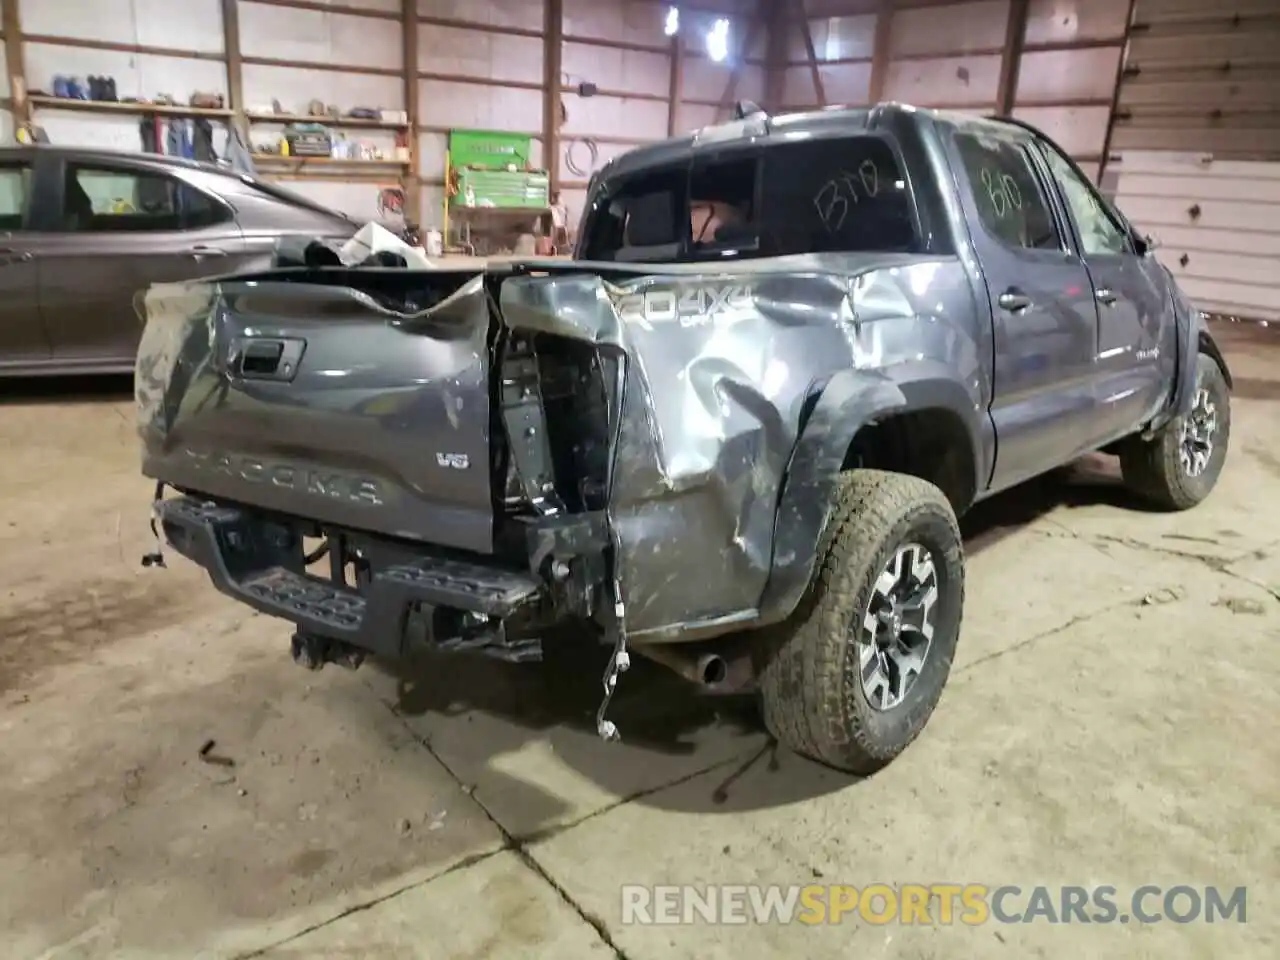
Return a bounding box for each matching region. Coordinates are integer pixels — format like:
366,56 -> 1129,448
139,115 -> 163,154
224,119 -> 255,175
192,119 -> 217,163
165,119 -> 195,160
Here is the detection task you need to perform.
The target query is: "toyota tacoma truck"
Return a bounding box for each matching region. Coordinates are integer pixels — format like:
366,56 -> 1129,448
135,103 -> 1232,775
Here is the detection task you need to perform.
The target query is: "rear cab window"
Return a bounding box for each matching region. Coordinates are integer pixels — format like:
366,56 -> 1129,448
581,134 -> 921,262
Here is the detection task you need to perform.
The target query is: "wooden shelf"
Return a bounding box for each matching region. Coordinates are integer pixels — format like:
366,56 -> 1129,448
27,95 -> 232,118
258,172 -> 400,183
251,153 -> 408,168
246,111 -> 409,130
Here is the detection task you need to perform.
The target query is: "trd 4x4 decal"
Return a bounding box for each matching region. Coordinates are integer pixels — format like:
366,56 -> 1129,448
615,282 -> 755,331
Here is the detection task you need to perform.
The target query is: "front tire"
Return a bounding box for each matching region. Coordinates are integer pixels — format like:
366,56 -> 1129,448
1120,353 -> 1231,510
759,470 -> 965,775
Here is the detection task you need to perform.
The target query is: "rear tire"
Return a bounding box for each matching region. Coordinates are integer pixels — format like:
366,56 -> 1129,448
1120,353 -> 1231,510
759,470 -> 965,775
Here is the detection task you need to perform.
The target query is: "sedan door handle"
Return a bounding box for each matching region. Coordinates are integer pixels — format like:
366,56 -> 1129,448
1095,288 -> 1117,305
189,245 -> 227,260
0,247 -> 33,262
998,290 -> 1032,313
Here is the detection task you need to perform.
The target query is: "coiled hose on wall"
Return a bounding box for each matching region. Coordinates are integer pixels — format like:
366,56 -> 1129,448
558,94 -> 600,181
564,137 -> 600,178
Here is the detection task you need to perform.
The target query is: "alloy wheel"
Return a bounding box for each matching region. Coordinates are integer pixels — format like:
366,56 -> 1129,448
1179,386 -> 1218,478
857,542 -> 939,711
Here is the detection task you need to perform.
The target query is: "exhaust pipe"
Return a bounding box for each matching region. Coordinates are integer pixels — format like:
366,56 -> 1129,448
696,653 -> 729,686
632,643 -> 754,693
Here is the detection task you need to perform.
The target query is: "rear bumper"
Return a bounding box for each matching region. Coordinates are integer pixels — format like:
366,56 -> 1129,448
157,496 -> 606,660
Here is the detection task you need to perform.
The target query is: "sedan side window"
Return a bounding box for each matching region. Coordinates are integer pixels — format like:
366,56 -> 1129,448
0,163 -> 32,231
62,164 -> 230,233
1039,147 -> 1129,256
954,131 -> 1061,253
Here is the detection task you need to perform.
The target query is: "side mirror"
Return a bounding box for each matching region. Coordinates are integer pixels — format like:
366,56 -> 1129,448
1140,232 -> 1161,255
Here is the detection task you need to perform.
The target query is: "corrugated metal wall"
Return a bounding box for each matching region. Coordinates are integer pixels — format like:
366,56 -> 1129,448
779,0 -> 1131,182
414,0 -> 766,231
1109,0 -> 1280,322
1112,0 -> 1280,157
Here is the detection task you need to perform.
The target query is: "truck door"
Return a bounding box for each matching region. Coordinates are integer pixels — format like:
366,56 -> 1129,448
946,123 -> 1104,494
1035,142 -> 1174,445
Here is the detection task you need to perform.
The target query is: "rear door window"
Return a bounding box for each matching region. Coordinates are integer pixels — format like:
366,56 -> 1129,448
61,164 -> 232,232
953,130 -> 1062,253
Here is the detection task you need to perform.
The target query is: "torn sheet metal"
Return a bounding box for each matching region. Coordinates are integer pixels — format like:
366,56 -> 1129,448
498,254 -> 983,637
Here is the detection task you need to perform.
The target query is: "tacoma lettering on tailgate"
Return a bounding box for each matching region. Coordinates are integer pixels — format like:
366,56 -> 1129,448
182,449 -> 384,507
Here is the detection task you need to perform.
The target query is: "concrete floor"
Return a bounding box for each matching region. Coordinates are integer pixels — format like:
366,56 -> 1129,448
1,320 -> 1278,959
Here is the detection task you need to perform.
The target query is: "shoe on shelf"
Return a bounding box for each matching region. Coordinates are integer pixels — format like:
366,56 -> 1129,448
52,75 -> 71,98
104,77 -> 119,101
67,77 -> 88,99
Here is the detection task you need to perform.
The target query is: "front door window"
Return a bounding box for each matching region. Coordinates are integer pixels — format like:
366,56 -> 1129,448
1039,148 -> 1130,256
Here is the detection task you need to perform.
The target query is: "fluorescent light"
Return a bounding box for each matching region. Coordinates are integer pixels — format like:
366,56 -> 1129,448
664,6 -> 679,36
706,17 -> 729,62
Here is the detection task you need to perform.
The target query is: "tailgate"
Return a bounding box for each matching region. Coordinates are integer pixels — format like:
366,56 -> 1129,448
136,269 -> 497,554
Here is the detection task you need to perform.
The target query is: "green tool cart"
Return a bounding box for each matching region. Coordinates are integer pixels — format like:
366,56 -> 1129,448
444,129 -> 552,254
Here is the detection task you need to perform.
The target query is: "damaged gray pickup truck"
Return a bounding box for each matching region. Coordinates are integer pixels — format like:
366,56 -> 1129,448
136,104 -> 1232,774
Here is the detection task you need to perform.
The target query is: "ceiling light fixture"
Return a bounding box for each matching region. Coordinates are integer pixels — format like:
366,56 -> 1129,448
707,17 -> 730,62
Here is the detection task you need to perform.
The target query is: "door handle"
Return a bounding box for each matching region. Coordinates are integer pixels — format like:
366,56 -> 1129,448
998,290 -> 1032,313
231,336 -> 306,381
1095,288 -> 1117,305
239,339 -> 285,377
189,245 -> 227,260
0,247 -> 33,262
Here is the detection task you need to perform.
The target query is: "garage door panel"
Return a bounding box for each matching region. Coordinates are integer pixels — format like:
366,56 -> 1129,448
1113,152 -> 1280,179
1174,276 -> 1280,317
1127,31 -> 1278,67
1133,224 -> 1280,259
1116,195 -> 1279,233
1114,1 -> 1280,322
1185,300 -> 1280,321
1110,124 -> 1280,157
1120,76 -> 1280,111
1134,0 -> 1280,19
1116,172 -> 1280,204
1161,250 -> 1280,288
